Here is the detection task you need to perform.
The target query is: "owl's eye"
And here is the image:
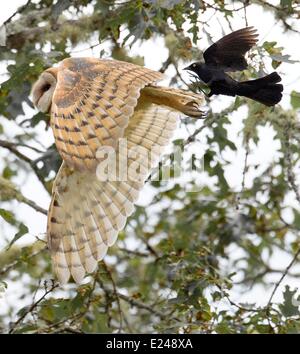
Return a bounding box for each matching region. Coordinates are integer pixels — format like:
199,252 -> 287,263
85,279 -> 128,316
42,83 -> 51,92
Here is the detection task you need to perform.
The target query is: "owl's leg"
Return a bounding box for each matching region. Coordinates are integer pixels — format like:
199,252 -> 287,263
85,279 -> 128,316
141,85 -> 204,118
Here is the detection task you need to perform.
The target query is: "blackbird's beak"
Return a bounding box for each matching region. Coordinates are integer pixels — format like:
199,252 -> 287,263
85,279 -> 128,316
183,65 -> 191,71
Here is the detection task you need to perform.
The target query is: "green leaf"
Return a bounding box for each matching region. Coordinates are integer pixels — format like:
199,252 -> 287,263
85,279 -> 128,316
0,208 -> 15,224
2,166 -> 17,179
7,223 -> 29,250
13,325 -> 38,334
40,305 -> 55,322
29,112 -> 49,127
263,41 -> 277,53
270,53 -> 297,64
0,208 -> 28,249
291,91 -> 300,109
16,305 -> 30,318
272,60 -> 281,69
280,0 -> 292,9
146,0 -> 183,9
279,286 -> 300,317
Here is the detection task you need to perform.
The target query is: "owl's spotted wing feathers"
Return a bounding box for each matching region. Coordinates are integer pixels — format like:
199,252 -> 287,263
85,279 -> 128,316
31,57 -> 204,284
48,103 -> 179,283
51,58 -> 163,171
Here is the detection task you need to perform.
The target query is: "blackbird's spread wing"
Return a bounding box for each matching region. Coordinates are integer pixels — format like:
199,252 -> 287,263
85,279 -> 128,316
203,27 -> 258,72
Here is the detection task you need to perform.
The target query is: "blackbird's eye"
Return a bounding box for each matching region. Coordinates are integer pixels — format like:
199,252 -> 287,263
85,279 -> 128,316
192,63 -> 196,68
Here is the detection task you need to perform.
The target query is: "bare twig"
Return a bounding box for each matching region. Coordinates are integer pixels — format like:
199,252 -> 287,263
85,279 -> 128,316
0,247 -> 46,277
0,139 -> 49,192
116,292 -> 168,319
266,247 -> 300,308
102,262 -> 123,333
17,193 -> 47,215
0,139 -> 31,163
9,280 -> 58,334
2,0 -> 31,26
284,124 -> 300,205
118,247 -> 150,258
236,135 -> 250,210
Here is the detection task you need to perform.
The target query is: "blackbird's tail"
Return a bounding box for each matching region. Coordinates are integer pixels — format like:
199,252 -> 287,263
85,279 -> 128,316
237,72 -> 283,106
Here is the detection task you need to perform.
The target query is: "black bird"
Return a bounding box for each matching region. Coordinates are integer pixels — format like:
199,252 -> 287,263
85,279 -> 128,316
184,27 -> 283,106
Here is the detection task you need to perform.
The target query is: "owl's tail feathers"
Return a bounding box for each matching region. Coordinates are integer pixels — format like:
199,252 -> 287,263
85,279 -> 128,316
141,85 -> 205,118
47,162 -> 142,284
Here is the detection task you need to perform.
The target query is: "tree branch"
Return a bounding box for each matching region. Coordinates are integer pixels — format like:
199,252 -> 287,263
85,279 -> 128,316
8,280 -> 58,334
0,139 -> 50,192
267,246 -> 300,308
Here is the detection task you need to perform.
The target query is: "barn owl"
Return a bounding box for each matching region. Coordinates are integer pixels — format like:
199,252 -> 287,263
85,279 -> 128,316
31,57 -> 203,284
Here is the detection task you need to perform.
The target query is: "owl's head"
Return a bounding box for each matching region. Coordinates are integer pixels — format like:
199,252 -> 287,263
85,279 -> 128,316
31,68 -> 58,113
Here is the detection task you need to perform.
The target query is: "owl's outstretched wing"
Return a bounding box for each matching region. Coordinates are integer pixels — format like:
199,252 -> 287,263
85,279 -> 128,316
48,103 -> 179,284
50,57 -> 163,171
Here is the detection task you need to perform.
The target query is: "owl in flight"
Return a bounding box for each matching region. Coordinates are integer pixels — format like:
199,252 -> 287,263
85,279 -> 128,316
31,57 -> 203,284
